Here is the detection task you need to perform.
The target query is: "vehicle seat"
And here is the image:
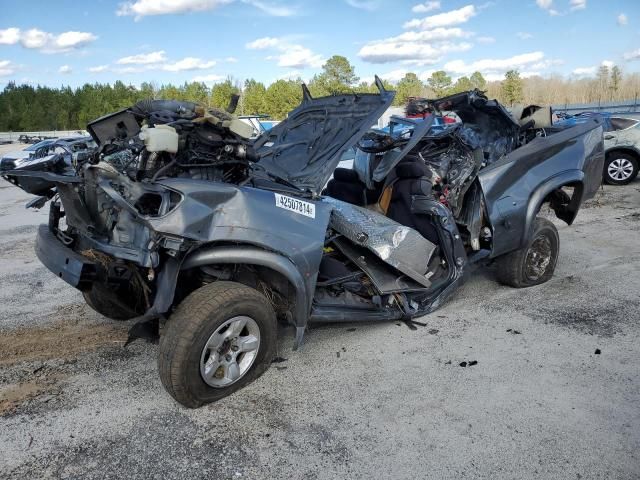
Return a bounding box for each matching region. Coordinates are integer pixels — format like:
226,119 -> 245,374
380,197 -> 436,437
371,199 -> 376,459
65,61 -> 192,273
324,168 -> 381,206
381,162 -> 439,244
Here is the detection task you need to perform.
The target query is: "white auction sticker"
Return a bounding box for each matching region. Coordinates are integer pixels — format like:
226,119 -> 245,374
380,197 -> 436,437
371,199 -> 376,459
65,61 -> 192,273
274,193 -> 315,218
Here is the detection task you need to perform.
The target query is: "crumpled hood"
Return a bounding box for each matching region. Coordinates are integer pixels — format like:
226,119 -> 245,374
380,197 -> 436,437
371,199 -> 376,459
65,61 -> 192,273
432,89 -> 520,132
253,77 -> 395,195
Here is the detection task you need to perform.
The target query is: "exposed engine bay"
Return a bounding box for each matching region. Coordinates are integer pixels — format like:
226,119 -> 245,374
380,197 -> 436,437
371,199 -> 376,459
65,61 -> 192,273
86,97 -> 255,186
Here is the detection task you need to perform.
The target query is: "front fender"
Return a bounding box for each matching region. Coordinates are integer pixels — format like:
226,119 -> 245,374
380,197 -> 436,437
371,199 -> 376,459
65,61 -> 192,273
181,246 -> 310,330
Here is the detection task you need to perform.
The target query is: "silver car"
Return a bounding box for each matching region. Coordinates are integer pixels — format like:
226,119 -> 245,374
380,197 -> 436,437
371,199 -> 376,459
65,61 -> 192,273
603,114 -> 640,185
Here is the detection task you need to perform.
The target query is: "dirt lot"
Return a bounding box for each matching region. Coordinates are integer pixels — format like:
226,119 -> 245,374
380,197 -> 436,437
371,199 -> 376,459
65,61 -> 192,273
0,142 -> 639,479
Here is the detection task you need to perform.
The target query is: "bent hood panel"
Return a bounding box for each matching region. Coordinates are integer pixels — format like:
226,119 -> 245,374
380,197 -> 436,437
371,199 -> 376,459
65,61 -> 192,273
432,89 -> 519,131
253,79 -> 395,194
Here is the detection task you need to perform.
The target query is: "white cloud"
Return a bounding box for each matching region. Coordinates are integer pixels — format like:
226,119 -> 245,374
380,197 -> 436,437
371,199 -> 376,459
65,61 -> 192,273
277,70 -> 304,80
572,60 -> 616,76
191,73 -> 225,83
117,0 -> 232,19
404,5 -> 476,29
380,69 -> 410,83
19,29 -> 48,49
241,0 -> 296,16
444,51 -> 546,77
0,60 -> 16,76
418,69 -> 437,82
117,50 -> 167,64
572,66 -> 596,76
54,32 -> 96,50
358,28 -> 472,64
477,36 -> 495,44
89,65 -> 109,73
536,0 -> 560,15
58,65 -> 72,74
371,27 -> 471,44
617,13 -> 628,26
117,0 -> 294,19
224,56 -> 238,63
412,1 -> 440,13
272,46 -> 324,68
162,57 -> 216,72
246,36 -> 325,69
0,28 -> 20,45
478,70 -> 542,82
531,58 -> 564,70
538,0 -> 585,16
569,0 -> 586,11
0,28 -> 97,53
246,36 -> 281,50
517,32 -> 533,39
624,49 -> 640,61
345,0 -> 381,10
110,51 -> 217,72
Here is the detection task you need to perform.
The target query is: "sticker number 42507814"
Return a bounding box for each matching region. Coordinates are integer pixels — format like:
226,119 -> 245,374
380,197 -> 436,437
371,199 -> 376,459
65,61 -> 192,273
274,193 -> 315,219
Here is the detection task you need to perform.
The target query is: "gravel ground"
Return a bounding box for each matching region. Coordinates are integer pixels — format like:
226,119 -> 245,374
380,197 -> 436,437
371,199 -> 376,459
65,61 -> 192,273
0,142 -> 639,479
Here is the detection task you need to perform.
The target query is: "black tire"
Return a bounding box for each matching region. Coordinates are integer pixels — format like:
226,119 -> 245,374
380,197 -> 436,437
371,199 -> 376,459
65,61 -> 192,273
83,283 -> 140,321
495,217 -> 559,288
158,281 -> 277,408
603,152 -> 639,185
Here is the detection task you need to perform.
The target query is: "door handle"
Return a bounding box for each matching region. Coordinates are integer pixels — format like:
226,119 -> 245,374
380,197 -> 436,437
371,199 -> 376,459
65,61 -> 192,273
604,135 -> 614,140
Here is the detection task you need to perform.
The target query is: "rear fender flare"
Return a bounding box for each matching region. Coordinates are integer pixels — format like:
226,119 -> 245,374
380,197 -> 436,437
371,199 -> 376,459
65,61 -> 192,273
522,169 -> 584,246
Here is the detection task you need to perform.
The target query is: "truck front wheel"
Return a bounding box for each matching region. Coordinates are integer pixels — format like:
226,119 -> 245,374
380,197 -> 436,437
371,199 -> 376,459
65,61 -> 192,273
495,218 -> 559,288
158,281 -> 277,408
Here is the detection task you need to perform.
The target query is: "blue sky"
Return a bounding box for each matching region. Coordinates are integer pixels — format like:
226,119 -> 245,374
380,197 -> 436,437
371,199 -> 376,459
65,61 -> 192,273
0,0 -> 638,88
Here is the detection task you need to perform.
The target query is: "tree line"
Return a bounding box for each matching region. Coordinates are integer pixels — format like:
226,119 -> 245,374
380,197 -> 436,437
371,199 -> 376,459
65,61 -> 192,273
0,55 -> 638,132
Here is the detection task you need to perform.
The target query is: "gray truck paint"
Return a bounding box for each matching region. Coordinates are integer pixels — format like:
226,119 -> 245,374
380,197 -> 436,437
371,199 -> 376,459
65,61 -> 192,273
4,88 -> 606,343
478,117 -> 604,256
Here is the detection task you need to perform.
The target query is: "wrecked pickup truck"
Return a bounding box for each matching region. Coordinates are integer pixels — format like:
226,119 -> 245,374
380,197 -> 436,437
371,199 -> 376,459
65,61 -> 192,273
2,79 -> 604,408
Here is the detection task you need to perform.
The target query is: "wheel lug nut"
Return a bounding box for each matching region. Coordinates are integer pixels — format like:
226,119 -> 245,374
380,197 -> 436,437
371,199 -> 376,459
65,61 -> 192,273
225,354 -> 232,361
231,345 -> 239,352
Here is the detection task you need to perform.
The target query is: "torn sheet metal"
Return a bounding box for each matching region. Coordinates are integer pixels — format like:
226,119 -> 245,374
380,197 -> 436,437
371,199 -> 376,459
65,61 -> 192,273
332,237 -> 427,293
323,197 -> 435,287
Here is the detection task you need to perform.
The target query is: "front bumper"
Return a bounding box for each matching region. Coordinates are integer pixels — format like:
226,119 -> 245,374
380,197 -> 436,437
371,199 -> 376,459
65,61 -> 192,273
35,224 -> 97,291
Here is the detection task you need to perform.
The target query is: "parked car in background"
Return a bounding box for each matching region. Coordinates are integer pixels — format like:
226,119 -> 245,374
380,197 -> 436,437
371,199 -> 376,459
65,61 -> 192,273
0,139 -> 57,166
602,114 -> 640,185
238,115 -> 279,138
0,136 -> 95,171
554,112 -> 640,185
0,136 -> 96,196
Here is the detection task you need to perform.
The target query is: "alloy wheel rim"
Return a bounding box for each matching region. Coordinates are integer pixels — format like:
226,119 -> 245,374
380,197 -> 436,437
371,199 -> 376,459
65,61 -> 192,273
525,235 -> 552,281
608,158 -> 634,181
200,316 -> 261,388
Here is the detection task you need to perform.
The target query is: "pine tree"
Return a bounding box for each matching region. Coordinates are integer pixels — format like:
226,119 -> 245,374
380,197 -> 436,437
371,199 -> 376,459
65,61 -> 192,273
427,71 -> 452,97
501,70 -> 524,106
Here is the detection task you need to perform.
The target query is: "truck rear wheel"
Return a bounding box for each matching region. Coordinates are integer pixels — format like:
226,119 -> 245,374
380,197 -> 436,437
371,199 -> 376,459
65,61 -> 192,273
158,281 -> 277,408
495,218 -> 559,288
